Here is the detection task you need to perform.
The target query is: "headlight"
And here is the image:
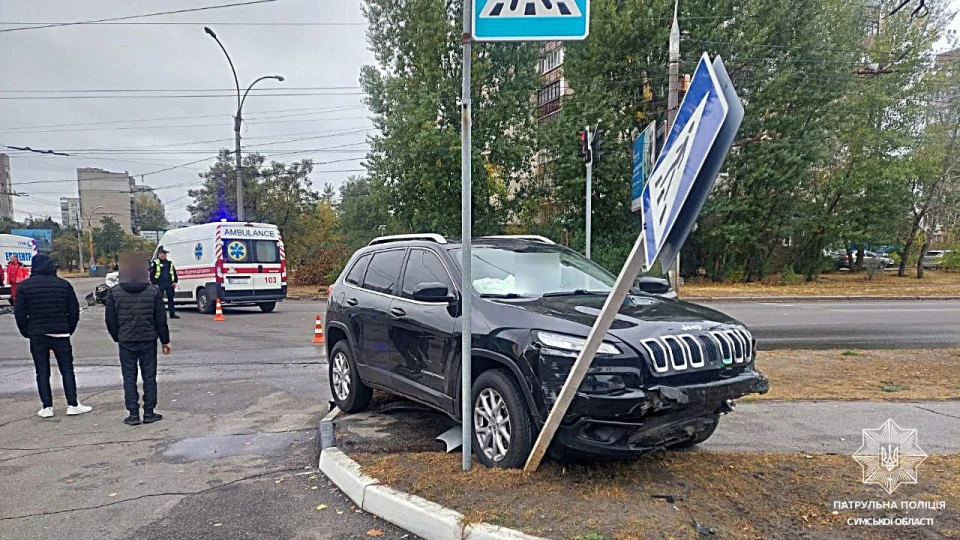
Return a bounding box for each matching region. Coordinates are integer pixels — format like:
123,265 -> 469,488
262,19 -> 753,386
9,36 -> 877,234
537,331 -> 621,356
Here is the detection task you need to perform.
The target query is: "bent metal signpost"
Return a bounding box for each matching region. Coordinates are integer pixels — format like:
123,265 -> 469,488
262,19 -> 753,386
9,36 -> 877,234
462,0 -> 590,470
523,53 -> 745,472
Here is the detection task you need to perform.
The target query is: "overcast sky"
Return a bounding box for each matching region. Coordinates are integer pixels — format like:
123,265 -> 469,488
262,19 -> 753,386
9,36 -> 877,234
0,0 -> 374,222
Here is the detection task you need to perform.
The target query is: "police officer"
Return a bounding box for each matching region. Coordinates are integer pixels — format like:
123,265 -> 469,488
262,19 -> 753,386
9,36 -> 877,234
150,247 -> 179,319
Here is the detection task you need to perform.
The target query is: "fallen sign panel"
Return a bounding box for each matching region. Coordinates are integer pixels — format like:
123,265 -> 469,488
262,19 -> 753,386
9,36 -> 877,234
640,52 -> 742,271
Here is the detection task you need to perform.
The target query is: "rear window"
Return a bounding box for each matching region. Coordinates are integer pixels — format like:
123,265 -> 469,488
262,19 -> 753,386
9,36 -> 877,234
223,240 -> 279,263
362,249 -> 405,295
345,254 -> 371,286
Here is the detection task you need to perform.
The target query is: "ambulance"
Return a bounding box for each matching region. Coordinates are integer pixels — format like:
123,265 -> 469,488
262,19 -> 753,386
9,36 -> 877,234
153,222 -> 286,313
1,233 -> 37,303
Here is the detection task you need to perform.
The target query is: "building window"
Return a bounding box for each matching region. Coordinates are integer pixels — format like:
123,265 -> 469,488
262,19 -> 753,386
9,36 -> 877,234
537,81 -> 561,107
538,48 -> 563,75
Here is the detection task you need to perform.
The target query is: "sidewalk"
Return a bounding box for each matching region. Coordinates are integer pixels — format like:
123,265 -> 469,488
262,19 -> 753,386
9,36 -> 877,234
0,379 -> 410,540
705,401 -> 960,454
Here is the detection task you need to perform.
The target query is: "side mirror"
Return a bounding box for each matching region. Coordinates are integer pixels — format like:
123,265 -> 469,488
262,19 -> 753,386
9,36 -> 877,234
411,282 -> 455,303
636,276 -> 671,295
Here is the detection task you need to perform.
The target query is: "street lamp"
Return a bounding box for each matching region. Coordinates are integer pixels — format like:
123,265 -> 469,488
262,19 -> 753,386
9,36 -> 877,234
204,26 -> 284,222
82,205 -> 104,268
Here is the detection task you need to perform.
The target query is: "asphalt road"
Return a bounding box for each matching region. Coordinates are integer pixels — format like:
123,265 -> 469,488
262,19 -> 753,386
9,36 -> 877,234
0,278 -> 412,540
705,300 -> 960,350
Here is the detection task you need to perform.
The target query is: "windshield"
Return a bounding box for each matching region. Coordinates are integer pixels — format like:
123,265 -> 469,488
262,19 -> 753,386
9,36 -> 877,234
450,245 -> 616,297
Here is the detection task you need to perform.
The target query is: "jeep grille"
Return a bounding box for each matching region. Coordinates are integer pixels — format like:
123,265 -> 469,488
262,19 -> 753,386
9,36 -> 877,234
640,329 -> 754,374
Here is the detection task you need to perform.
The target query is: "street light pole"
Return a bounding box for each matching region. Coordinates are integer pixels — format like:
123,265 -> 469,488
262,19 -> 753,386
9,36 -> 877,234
83,206 -> 103,268
76,210 -> 84,271
204,27 -> 284,222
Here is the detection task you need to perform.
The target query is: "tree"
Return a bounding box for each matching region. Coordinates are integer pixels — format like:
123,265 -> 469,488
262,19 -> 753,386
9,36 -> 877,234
337,176 -> 393,248
93,217 -> 126,263
188,151 -> 319,229
897,40 -> 960,278
50,234 -> 80,271
135,195 -> 168,231
360,0 -> 541,237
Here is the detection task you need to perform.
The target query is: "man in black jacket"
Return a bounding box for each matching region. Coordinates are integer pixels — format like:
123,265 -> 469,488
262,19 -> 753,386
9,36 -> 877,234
14,254 -> 92,418
106,254 -> 172,426
150,247 -> 179,319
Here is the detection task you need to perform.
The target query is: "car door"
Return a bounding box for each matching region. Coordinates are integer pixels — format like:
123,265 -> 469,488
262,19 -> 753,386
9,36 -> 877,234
388,248 -> 458,412
351,248 -> 407,388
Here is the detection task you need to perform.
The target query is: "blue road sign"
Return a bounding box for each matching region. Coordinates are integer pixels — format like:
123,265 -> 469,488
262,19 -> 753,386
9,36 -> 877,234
640,53 -> 742,271
473,0 -> 590,41
631,122 -> 656,213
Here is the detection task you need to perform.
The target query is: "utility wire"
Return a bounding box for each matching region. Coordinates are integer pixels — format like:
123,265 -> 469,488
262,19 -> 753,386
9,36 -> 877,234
0,105 -> 365,132
0,0 -> 279,33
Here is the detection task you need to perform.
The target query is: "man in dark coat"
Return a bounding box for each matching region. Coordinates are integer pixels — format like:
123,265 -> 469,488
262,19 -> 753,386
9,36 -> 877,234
149,247 -> 179,319
106,253 -> 172,426
14,253 -> 92,418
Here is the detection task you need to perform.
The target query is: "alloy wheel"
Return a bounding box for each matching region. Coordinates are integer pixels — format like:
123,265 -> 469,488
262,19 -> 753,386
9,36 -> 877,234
474,387 -> 512,462
332,352 -> 351,402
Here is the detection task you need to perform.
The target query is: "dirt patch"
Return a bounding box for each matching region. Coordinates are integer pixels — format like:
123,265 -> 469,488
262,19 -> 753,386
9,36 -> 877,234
287,284 -> 328,299
681,271 -> 960,298
754,349 -> 960,401
356,451 -> 959,540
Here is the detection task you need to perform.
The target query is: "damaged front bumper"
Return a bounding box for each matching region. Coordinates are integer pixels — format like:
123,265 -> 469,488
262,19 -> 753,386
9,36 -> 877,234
551,370 -> 769,459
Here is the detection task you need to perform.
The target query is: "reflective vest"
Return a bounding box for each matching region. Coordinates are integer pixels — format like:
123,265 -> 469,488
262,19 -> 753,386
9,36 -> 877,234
151,259 -> 176,283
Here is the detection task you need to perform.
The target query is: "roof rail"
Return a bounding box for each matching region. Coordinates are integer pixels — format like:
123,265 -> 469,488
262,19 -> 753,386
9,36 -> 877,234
481,235 -> 556,245
368,233 -> 448,246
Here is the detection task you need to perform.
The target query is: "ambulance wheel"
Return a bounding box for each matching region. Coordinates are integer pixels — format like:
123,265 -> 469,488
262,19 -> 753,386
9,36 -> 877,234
329,342 -> 372,413
196,288 -> 215,315
259,302 -> 276,313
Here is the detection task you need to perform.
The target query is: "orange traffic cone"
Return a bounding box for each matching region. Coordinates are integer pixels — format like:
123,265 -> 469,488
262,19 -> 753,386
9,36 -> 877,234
213,298 -> 225,322
312,314 -> 325,344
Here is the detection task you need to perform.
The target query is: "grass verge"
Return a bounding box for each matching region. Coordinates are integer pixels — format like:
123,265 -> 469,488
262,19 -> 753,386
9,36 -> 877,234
356,451 -> 959,540
754,349 -> 960,401
681,271 -> 960,298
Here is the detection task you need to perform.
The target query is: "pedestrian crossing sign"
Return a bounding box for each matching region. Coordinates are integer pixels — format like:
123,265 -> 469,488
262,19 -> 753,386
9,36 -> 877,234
474,0 -> 590,41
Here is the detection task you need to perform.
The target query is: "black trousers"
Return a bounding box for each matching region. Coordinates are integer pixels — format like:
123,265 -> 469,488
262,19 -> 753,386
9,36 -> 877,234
158,285 -> 176,315
118,341 -> 158,414
29,336 -> 78,408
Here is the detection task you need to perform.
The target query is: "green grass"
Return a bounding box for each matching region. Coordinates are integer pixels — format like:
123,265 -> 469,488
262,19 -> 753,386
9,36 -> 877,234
879,381 -> 909,393
841,350 -> 860,357
581,534 -> 605,540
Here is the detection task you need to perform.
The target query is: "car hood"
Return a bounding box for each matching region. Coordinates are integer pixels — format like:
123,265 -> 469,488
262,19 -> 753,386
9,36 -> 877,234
483,293 -> 741,344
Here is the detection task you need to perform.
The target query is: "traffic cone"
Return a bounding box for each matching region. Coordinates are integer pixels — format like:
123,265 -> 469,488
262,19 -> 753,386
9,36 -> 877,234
213,298 -> 225,322
312,314 -> 325,344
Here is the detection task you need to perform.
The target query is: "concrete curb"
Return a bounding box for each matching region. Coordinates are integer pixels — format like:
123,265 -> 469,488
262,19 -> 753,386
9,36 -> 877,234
318,410 -> 547,540
689,295 -> 960,303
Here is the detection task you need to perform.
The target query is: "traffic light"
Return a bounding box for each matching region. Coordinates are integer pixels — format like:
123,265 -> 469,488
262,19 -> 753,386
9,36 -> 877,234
577,130 -> 589,162
591,128 -> 604,163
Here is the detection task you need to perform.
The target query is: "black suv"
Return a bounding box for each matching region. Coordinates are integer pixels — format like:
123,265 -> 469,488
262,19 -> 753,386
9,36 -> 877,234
325,235 -> 768,468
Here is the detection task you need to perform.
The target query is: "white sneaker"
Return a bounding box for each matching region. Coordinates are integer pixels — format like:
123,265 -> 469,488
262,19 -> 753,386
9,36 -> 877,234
37,407 -> 54,418
66,404 -> 93,415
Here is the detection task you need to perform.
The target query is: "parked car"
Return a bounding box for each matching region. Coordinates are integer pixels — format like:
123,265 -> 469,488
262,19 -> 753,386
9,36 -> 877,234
922,250 -> 952,270
832,250 -> 893,270
324,234 -> 769,468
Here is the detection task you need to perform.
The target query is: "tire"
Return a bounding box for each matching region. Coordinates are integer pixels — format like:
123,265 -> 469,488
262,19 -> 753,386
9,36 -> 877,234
471,369 -> 534,469
673,415 -> 720,449
329,341 -> 372,413
258,302 -> 276,313
196,288 -> 215,315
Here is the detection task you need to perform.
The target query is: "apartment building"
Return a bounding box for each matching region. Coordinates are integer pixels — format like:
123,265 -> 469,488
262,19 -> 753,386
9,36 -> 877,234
60,197 -> 81,229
